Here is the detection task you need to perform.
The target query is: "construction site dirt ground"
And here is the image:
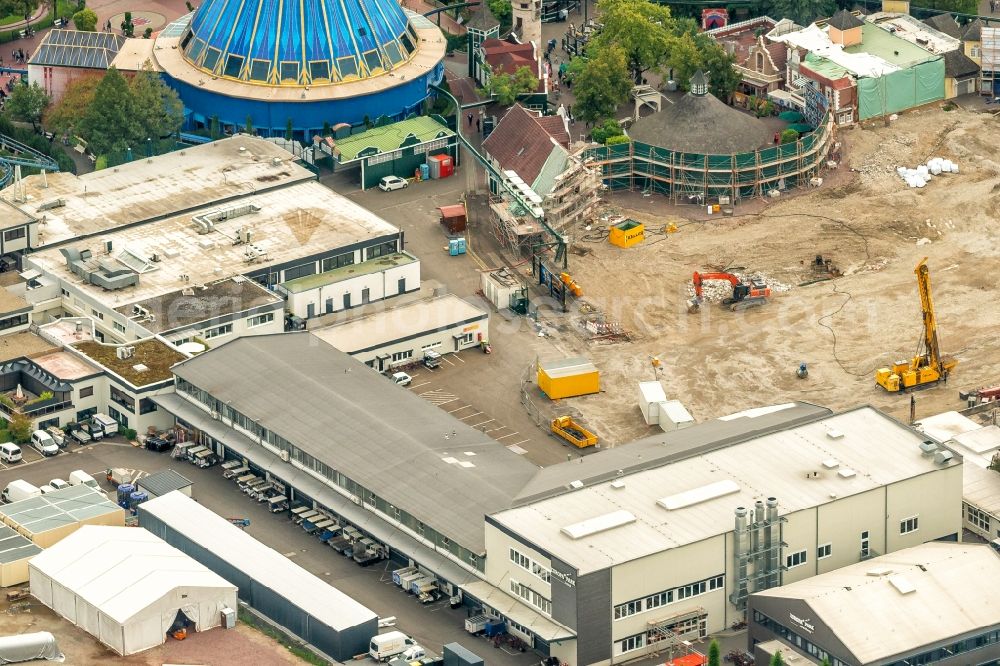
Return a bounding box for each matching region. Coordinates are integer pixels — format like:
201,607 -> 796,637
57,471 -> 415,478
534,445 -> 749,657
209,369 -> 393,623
526,105 -> 1000,446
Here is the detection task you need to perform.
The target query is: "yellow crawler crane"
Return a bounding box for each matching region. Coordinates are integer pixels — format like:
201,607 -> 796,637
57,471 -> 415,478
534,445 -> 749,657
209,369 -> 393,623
875,257 -> 958,392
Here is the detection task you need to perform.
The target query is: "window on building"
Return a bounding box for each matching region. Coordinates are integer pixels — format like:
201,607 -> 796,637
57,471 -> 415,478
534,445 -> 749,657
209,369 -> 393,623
861,530 -> 870,557
107,406 -> 128,428
967,505 -> 990,532
972,46 -> 981,58
79,386 -> 94,398
139,398 -> 158,415
0,313 -> 27,330
61,288 -> 69,297
204,324 -> 233,339
3,227 -> 26,242
283,262 -> 317,282
110,386 -> 136,411
460,332 -> 475,345
365,240 -> 397,260
321,252 -> 355,272
817,543 -> 832,559
786,550 -> 807,568
391,350 -> 412,362
645,591 -> 671,610
900,516 -> 919,535
620,634 -> 645,654
91,309 -> 105,320
614,600 -> 642,620
113,321 -> 126,333
247,312 -> 274,328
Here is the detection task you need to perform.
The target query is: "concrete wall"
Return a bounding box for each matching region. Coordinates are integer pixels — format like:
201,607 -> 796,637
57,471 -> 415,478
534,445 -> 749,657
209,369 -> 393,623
284,260 -> 420,320
347,314 -> 487,370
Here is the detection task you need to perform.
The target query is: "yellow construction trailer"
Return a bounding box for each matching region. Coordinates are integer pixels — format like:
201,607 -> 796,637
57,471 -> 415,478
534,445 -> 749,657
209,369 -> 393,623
537,358 -> 600,399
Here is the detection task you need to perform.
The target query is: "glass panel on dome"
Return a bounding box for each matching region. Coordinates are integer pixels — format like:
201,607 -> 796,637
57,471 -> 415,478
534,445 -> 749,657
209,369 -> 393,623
180,31 -> 193,49
338,56 -> 358,79
384,42 -> 403,65
280,61 -> 300,82
224,54 -> 244,78
202,47 -> 222,72
363,49 -> 383,74
309,60 -> 331,81
400,31 -> 414,54
249,59 -> 270,81
188,38 -> 206,62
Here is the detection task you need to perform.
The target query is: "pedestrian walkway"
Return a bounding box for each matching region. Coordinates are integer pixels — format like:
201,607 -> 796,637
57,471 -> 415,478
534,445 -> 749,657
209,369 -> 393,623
402,0 -> 467,34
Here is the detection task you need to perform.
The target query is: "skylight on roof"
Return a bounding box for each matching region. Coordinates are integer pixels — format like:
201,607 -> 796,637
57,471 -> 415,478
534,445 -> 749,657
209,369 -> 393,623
657,480 -> 740,511
888,573 -> 916,594
560,510 -> 636,539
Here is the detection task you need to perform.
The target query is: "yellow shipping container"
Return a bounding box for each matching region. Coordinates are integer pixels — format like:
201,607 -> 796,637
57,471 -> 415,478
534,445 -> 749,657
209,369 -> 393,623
537,357 -> 600,399
608,219 -> 644,248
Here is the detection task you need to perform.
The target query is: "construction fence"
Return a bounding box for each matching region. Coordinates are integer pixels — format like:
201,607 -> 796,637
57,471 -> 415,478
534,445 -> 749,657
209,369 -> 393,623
584,114 -> 835,203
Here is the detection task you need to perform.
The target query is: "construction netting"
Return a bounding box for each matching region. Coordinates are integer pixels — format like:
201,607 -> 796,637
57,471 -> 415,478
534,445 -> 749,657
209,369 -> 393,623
587,114 -> 832,200
857,58 -> 944,120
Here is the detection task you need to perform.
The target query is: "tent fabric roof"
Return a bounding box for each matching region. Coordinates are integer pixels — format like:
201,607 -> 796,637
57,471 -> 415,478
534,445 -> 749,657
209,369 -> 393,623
923,14 -> 962,39
752,543 -> 1000,664
29,525 -> 235,624
28,30 -> 125,69
169,334 -> 538,553
942,48 -> 980,78
138,491 -> 377,630
627,90 -> 773,155
483,105 -> 570,185
0,485 -> 121,535
828,9 -> 864,31
333,116 -> 455,163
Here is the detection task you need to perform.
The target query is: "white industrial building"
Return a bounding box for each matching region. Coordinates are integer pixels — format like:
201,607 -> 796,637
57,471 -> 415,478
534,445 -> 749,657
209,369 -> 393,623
3,137 -> 410,347
748,542 -> 1000,665
311,293 -> 488,370
29,525 -> 237,656
485,404 -> 963,665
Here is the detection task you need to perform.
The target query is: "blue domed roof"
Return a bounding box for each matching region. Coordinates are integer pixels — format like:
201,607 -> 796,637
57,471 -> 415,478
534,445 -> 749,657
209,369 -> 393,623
179,0 -> 419,86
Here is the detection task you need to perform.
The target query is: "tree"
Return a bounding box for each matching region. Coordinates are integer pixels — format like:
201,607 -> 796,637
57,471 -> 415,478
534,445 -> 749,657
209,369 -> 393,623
9,413 -> 31,444
698,38 -> 741,102
0,0 -> 38,21
591,0 -> 675,83
667,33 -> 703,91
820,658 -> 831,666
570,44 -> 632,123
770,650 -> 785,666
209,115 -> 220,139
486,0 -> 511,28
6,82 -> 49,131
129,60 -> 183,139
590,118 -> 624,144
120,10 -> 134,37
44,73 -> 101,134
479,65 -> 538,105
285,118 -> 293,140
782,128 -> 801,147
78,67 -> 141,155
766,0 -> 835,27
72,7 -> 97,30
708,639 -> 721,666
911,0 -> 977,14
245,114 -> 254,135
143,26 -> 152,38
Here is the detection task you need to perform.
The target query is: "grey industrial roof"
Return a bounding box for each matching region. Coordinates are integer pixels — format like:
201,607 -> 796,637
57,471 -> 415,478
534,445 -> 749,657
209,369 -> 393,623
0,485 -> 121,535
138,491 -> 377,630
169,334 -> 539,553
963,464 -> 1000,516
495,406 -> 954,573
136,469 -> 192,498
752,543 -> 1000,664
29,30 -> 126,69
0,525 -> 41,564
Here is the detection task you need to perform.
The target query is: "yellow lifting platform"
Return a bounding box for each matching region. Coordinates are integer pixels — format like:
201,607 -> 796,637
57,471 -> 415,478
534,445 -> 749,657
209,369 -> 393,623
551,416 -> 598,448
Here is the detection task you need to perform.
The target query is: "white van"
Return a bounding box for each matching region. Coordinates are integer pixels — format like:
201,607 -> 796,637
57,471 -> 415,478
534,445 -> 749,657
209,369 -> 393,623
68,470 -> 99,489
369,631 -> 416,662
92,414 -> 118,438
2,480 -> 40,503
0,443 -> 21,464
49,478 -> 70,491
31,431 -> 59,457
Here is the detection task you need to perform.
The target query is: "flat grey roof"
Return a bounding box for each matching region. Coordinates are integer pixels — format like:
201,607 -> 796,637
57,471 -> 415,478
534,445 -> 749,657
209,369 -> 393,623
136,469 -> 192,498
0,485 -> 121,535
752,543 -> 1000,664
170,334 -> 539,553
138,491 -> 377,631
0,524 -> 42,564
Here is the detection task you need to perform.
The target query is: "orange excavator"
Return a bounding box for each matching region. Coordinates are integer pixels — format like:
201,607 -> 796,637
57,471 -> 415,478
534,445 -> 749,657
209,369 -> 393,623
688,271 -> 771,313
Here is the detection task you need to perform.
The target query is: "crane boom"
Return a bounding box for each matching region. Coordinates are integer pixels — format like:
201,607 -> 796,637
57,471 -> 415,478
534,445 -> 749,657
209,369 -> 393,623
915,258 -> 942,371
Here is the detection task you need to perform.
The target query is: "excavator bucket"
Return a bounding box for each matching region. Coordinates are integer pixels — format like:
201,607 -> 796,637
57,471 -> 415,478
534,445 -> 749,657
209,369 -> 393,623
687,299 -> 701,314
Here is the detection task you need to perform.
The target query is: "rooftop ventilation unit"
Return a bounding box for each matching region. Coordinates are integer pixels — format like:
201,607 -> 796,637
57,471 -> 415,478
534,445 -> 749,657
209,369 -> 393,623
610,479 -> 626,489
115,346 -> 135,360
826,428 -> 845,439
132,364 -> 149,373
934,450 -> 953,465
568,480 -> 584,490
919,440 -> 938,456
888,574 -> 916,594
822,459 -> 839,469
837,468 -> 856,479
867,567 -> 892,577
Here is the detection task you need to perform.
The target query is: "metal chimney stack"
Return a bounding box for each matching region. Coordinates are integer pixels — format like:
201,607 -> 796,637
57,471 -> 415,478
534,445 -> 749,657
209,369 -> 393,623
765,497 -> 780,589
732,506 -> 749,607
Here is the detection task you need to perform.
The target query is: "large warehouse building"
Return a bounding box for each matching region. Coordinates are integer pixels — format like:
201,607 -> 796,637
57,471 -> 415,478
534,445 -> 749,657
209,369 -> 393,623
748,542 -> 1000,665
152,0 -> 446,136
147,330 -> 965,666
29,525 -> 237,656
138,490 -> 378,661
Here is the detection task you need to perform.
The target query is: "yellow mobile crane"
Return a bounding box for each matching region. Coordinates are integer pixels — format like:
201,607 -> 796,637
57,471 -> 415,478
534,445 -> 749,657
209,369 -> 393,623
875,257 -> 957,392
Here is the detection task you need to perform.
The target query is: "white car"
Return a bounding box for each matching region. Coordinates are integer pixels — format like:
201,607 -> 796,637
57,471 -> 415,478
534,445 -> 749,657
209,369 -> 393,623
378,175 -> 408,192
391,372 -> 412,386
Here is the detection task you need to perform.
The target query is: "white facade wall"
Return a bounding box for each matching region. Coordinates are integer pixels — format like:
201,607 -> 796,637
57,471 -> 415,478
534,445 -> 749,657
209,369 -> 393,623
350,316 -> 486,369
284,261 -> 420,320
170,306 -> 285,348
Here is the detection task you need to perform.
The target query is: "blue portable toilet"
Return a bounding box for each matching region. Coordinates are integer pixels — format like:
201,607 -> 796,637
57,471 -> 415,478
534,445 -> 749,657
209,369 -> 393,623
449,238 -> 460,256
420,163 -> 430,180
117,483 -> 134,509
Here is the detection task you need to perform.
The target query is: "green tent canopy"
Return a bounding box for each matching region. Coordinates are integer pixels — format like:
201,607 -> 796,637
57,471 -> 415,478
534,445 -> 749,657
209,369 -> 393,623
779,110 -> 804,122
788,123 -> 813,133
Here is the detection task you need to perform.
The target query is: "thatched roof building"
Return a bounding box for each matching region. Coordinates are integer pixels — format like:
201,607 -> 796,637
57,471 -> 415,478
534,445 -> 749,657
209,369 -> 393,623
628,71 -> 773,155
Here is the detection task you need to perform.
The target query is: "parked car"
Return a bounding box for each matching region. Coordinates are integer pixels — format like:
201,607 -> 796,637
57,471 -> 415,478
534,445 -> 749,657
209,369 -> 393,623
80,421 -> 103,441
0,443 -> 21,464
69,470 -> 99,489
69,427 -> 92,445
31,431 -> 59,457
378,175 -> 408,192
391,372 -> 412,386
144,436 -> 173,452
49,479 -> 69,491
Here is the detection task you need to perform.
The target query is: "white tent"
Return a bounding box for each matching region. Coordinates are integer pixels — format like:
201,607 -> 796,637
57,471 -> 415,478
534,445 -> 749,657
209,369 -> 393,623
29,525 -> 237,656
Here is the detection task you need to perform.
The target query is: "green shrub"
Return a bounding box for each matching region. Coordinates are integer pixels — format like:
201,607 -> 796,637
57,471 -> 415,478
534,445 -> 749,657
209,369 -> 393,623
780,128 -> 799,144
123,428 -> 137,440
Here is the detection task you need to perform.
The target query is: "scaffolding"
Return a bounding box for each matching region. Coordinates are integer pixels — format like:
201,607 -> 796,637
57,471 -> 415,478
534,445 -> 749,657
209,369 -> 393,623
586,113 -> 835,203
983,27 -> 999,96
730,498 -> 786,612
647,607 -> 707,662
542,149 -> 603,235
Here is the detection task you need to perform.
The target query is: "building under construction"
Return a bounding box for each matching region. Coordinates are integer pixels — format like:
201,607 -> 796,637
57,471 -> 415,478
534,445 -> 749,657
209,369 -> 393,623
586,72 -> 835,203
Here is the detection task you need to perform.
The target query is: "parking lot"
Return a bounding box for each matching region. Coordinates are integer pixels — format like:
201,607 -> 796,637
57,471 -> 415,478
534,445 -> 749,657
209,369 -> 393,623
0,443 -> 539,665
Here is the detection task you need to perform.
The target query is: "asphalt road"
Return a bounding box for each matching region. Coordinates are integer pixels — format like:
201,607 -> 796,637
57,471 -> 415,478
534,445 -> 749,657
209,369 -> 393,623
0,442 -> 539,665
